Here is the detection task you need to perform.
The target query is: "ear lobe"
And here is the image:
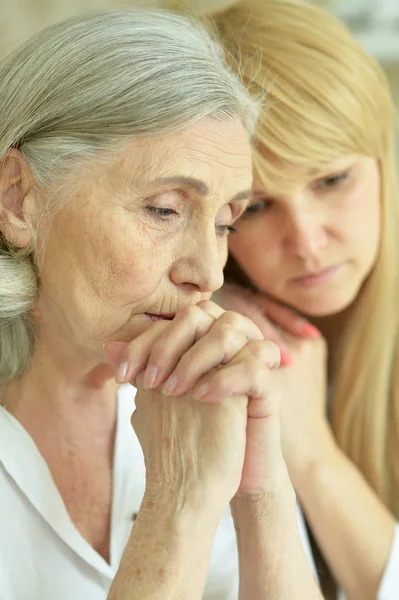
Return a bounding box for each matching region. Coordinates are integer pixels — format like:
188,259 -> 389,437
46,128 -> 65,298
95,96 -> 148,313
0,152 -> 36,249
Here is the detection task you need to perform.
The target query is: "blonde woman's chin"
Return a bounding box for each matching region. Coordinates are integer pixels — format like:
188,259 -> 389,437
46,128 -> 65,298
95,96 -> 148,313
292,288 -> 359,318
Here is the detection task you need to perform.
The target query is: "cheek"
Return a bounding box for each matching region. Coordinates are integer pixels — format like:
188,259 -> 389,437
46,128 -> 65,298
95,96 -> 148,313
334,187 -> 381,258
229,220 -> 277,276
38,205 -> 165,313
83,218 -> 168,305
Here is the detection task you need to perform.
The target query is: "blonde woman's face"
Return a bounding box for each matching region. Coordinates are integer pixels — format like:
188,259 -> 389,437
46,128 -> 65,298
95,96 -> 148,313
229,155 -> 381,316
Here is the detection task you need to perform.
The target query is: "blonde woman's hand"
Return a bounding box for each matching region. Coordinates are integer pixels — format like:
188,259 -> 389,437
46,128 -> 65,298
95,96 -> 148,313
105,300 -> 284,510
214,284 -> 321,366
274,335 -> 337,491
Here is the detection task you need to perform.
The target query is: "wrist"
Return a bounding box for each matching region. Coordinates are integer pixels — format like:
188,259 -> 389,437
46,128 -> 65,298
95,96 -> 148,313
141,486 -> 223,534
292,432 -> 343,499
289,424 -> 340,489
231,472 -> 296,527
112,488 -> 219,600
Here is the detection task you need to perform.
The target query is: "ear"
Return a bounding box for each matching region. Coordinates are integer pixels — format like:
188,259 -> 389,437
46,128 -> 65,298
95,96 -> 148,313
0,149 -> 39,249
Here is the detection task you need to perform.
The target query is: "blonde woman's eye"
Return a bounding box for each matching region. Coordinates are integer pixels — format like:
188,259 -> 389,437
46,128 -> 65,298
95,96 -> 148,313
315,171 -> 349,189
242,197 -> 271,217
216,224 -> 237,237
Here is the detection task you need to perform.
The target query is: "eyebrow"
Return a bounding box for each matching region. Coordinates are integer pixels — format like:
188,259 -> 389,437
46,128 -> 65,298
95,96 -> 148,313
150,176 -> 251,203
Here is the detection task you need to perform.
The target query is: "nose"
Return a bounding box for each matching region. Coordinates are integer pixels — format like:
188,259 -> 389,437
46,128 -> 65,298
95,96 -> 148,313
284,209 -> 329,260
169,227 -> 225,294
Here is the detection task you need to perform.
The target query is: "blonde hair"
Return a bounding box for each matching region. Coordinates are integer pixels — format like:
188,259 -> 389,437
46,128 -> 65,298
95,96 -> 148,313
207,0 -> 399,517
0,9 -> 259,382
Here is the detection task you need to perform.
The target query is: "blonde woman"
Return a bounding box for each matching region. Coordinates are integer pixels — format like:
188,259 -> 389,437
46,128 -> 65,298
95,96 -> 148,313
204,1 -> 399,599
0,8 -> 324,600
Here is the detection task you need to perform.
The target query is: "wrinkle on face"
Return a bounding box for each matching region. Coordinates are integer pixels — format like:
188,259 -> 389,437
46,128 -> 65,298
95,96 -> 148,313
33,118 -> 252,357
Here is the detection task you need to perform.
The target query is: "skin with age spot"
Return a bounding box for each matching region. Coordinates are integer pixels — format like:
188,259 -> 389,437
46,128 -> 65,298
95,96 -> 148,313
1,117 -> 252,564
29,118 -> 252,376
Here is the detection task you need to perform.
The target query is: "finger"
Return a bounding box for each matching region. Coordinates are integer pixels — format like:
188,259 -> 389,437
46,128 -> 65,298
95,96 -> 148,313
196,299 -> 225,319
218,305 -> 293,366
261,298 -> 320,339
280,348 -> 295,367
107,319 -> 171,383
192,340 -> 280,413
162,327 -> 248,396
161,310 -> 264,395
142,304 -> 216,389
216,288 -> 293,354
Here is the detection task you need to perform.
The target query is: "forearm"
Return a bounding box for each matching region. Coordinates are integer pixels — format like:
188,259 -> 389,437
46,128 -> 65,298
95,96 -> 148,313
231,476 -> 323,600
108,497 -> 219,600
297,445 -> 396,600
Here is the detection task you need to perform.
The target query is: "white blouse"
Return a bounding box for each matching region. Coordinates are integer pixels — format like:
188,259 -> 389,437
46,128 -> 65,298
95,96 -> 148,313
0,384 -> 397,599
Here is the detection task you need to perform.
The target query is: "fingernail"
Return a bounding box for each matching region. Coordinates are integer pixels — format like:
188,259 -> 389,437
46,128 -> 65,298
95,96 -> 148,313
162,375 -> 179,396
301,324 -> 320,339
115,361 -> 129,383
143,366 -> 159,390
280,350 -> 294,366
193,383 -> 210,399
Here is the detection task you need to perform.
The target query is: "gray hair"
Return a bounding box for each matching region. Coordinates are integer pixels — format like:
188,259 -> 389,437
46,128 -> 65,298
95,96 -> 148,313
0,9 -> 259,381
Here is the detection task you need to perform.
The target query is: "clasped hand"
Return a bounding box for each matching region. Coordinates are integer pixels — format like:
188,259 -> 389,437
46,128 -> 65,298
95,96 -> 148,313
105,300 -> 288,517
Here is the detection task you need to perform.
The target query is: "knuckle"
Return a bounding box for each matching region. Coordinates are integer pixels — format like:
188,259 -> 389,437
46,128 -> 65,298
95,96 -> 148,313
147,333 -> 174,363
219,310 -> 263,340
196,299 -> 221,314
247,339 -> 280,362
176,304 -> 201,321
212,322 -> 243,347
219,310 -> 245,328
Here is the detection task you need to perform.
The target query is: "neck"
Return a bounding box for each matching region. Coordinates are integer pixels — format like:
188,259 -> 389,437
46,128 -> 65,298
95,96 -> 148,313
0,335 -> 119,439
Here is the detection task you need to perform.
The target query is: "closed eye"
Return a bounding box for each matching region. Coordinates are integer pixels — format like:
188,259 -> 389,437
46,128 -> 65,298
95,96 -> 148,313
216,224 -> 237,237
147,207 -> 178,218
242,197 -> 273,217
313,171 -> 349,190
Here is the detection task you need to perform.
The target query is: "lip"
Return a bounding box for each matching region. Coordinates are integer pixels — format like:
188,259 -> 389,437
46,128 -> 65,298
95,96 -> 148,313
292,264 -> 343,288
145,313 -> 176,321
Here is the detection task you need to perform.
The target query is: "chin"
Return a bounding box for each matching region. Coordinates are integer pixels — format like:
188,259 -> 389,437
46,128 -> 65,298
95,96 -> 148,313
293,288 -> 359,318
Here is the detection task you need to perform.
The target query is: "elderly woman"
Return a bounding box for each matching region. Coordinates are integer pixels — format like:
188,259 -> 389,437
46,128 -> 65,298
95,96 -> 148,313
0,9 -> 322,600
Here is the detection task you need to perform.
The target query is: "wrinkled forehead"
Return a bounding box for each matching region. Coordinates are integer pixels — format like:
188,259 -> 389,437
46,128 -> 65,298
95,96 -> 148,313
109,118 -> 253,197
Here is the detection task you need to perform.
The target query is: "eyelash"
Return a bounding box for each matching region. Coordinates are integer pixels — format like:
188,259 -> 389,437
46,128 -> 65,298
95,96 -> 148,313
314,171 -> 349,190
243,171 -> 350,218
243,198 -> 272,217
147,207 -> 237,236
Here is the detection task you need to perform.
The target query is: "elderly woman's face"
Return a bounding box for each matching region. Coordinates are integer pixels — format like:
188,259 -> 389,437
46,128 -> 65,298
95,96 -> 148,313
35,118 -> 252,350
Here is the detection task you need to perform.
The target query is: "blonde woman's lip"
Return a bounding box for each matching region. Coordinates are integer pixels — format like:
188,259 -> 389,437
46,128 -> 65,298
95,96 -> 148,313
292,264 -> 343,288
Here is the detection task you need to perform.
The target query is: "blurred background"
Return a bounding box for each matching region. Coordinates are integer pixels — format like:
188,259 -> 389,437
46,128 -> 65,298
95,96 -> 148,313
1,0 -> 399,107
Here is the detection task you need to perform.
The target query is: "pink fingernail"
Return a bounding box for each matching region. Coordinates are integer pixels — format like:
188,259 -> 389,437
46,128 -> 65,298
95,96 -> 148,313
280,350 -> 294,366
301,324 -> 321,339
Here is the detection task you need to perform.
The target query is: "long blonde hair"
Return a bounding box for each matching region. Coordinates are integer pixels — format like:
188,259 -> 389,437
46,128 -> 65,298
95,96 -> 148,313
206,0 -> 399,517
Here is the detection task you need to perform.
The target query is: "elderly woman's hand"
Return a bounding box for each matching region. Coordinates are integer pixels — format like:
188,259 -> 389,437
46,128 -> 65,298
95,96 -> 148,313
214,284 -> 321,366
106,300 -> 284,509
